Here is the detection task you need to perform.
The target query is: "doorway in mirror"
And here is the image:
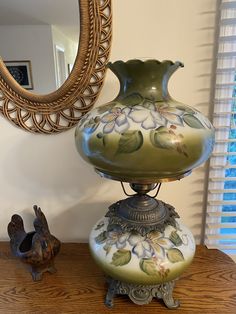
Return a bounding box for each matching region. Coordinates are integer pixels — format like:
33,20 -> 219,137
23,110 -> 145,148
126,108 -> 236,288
55,45 -> 67,89
0,0 -> 79,94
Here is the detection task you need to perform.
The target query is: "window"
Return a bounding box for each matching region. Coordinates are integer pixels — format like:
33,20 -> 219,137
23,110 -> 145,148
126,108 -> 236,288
205,0 -> 236,261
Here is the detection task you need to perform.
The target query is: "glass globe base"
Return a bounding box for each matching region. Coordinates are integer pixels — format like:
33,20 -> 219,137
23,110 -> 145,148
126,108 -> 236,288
89,182 -> 196,309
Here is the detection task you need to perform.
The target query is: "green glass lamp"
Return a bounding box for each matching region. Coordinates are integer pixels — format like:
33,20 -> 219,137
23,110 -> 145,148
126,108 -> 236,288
75,59 -> 214,308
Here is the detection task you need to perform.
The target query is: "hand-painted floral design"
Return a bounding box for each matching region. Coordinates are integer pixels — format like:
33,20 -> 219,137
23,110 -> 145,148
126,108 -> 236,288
79,96 -> 212,156
128,103 -> 162,130
147,231 -> 176,258
95,221 -> 105,230
94,222 -> 187,278
81,116 -> 101,134
194,111 -> 214,129
128,102 -> 185,129
77,112 -> 90,128
127,231 -> 175,260
104,227 -> 129,254
97,101 -> 117,114
150,125 -> 188,157
80,95 -> 211,138
128,233 -> 154,258
101,107 -> 131,134
154,103 -> 185,126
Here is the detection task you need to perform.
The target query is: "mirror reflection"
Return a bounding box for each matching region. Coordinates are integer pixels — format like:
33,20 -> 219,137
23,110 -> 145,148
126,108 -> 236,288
0,0 -> 80,94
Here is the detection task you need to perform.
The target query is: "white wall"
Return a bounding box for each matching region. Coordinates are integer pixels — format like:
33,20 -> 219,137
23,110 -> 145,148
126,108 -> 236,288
0,0 -> 217,243
0,25 -> 56,94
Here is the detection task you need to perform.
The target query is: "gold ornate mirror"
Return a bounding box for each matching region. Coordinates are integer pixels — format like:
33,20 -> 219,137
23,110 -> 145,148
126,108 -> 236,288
0,0 -> 112,134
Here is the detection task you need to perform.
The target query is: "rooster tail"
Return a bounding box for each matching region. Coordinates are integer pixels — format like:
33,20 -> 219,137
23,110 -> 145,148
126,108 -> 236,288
33,205 -> 50,233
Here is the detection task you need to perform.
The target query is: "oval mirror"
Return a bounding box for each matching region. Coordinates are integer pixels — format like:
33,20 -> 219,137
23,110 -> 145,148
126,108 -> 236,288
0,0 -> 112,134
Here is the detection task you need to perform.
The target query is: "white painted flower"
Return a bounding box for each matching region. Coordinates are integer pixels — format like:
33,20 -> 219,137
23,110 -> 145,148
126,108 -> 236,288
105,229 -> 129,249
101,107 -> 131,134
154,103 -> 185,126
128,233 -> 154,258
147,231 -> 175,260
128,103 -> 165,130
129,102 -> 185,130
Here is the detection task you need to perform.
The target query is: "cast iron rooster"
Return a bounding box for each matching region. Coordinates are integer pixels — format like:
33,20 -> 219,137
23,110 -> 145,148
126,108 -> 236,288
8,205 -> 61,281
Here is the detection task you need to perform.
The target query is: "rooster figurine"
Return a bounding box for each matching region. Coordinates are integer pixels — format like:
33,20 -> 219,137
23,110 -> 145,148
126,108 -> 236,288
8,205 -> 61,281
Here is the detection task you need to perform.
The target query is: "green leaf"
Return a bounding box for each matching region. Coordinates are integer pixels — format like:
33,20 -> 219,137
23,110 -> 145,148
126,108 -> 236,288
95,231 -> 107,244
176,105 -> 195,114
95,221 -> 105,230
117,130 -> 143,154
183,114 -> 205,129
167,248 -> 185,263
103,243 -> 112,255
169,231 -> 183,246
111,249 -> 131,266
97,102 -> 117,114
139,258 -> 159,276
84,117 -> 100,134
155,126 -> 167,133
102,135 -> 109,147
122,93 -> 143,106
150,129 -> 175,149
147,231 -> 162,241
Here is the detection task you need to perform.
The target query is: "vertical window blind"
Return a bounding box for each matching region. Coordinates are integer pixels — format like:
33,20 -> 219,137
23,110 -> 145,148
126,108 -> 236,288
205,0 -> 236,261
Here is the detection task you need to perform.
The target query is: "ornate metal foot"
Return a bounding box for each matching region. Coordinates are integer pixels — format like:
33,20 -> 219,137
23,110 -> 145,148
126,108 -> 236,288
153,281 -> 180,309
105,277 -> 180,309
105,278 -> 119,308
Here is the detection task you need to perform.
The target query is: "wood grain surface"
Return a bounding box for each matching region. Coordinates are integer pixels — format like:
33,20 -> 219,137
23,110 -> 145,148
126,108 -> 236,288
0,243 -> 235,314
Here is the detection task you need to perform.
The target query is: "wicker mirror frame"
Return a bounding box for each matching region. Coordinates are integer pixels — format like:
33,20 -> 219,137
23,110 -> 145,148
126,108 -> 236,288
0,0 -> 112,134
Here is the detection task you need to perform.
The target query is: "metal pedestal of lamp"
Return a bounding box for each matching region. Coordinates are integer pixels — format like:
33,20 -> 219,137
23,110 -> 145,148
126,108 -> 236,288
105,277 -> 179,308
99,180 -> 184,309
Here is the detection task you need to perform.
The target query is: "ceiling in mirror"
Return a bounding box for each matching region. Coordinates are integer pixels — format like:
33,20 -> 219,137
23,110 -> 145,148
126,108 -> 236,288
0,0 -> 80,94
0,0 -> 112,134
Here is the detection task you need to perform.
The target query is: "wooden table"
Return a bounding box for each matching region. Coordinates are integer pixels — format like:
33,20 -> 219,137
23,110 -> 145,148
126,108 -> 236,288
0,243 -> 235,314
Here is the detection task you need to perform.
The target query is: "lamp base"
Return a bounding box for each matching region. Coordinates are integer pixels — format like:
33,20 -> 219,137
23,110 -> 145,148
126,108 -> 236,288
105,277 -> 180,309
89,182 -> 196,309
